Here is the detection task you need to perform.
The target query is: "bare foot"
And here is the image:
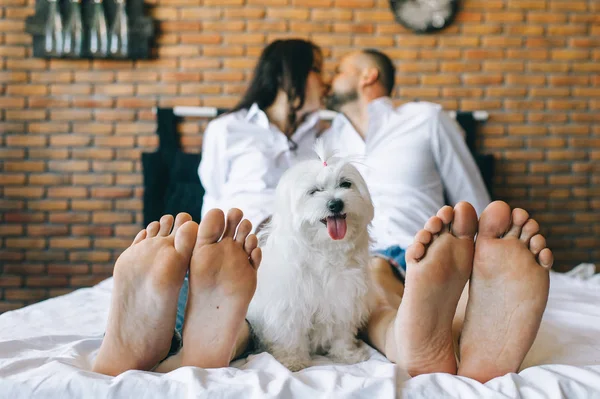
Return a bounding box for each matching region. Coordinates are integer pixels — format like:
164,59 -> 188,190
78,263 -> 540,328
179,208 -> 261,368
458,201 -> 553,383
93,213 -> 197,376
394,202 -> 477,376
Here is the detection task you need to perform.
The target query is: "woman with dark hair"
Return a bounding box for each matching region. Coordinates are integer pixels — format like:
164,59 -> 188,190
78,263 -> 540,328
199,39 -> 326,230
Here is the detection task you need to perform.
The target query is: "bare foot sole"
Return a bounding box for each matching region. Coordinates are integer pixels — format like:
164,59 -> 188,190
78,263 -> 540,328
93,213 -> 197,376
458,201 -> 553,383
394,202 -> 477,376
178,208 -> 262,368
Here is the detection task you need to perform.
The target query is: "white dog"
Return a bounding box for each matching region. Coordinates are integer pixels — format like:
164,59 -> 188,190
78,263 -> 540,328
246,143 -> 375,371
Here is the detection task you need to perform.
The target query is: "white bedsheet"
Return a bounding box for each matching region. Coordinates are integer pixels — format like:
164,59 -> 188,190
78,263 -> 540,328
0,268 -> 599,399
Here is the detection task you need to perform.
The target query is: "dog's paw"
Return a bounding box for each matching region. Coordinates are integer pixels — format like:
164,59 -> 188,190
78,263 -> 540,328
277,356 -> 311,372
328,342 -> 371,365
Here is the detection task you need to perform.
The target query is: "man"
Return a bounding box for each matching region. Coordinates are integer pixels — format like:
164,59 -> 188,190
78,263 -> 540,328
322,49 -> 491,304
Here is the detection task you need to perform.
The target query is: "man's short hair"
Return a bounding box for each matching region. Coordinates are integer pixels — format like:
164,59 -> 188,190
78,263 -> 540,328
362,49 -> 396,96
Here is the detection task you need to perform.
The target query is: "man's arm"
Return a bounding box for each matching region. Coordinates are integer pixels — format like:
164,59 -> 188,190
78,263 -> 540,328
432,110 -> 491,215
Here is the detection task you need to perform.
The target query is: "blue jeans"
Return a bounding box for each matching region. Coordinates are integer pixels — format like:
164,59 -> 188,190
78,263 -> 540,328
372,245 -> 407,283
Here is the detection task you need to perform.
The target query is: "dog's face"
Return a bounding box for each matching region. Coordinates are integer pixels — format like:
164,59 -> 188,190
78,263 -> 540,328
273,157 -> 374,244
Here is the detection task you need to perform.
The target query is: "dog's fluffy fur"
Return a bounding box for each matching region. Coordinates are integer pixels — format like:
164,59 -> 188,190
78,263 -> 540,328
247,145 -> 375,371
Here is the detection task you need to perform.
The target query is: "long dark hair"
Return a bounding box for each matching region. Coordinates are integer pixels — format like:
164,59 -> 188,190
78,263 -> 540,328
232,39 -> 322,137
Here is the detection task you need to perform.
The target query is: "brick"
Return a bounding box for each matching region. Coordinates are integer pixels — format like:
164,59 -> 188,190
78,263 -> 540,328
49,238 -> 90,249
49,59 -> 91,70
28,149 -> 69,160
573,88 -> 600,97
71,200 -> 112,211
0,97 -> 26,109
549,0 -> 587,11
5,135 -> 47,147
51,84 -> 92,96
28,97 -> 70,108
549,75 -> 589,86
22,251 -> 64,262
94,238 -> 132,249
3,161 -> 45,172
441,62 -> 480,73
48,161 -> 89,172
25,276 -> 69,287
506,74 -> 546,86
547,151 -> 588,162
508,125 -> 548,135
70,275 -> 110,287
5,238 -> 46,249
528,138 -> 566,148
267,8 -> 309,20
399,88 -> 440,99
28,200 -> 69,211
0,225 -> 24,236
530,88 -> 570,97
27,225 -> 69,236
420,49 -> 461,60
506,25 -> 544,35
4,187 -> 44,198
550,125 -> 590,135
355,10 -> 394,22
72,123 -> 113,136
95,84 -> 135,96
547,100 -> 588,111
72,148 -> 114,160
3,212 -> 45,223
5,290 -> 48,301
75,71 -> 114,83
92,161 -> 134,173
50,109 -> 92,121
95,110 -> 136,122
47,187 -> 88,198
504,100 -> 545,111
333,23 -> 374,34
92,212 -> 134,224
462,25 -> 502,35
528,112 -> 567,123
71,225 -> 113,236
90,187 -> 133,199
5,110 -> 46,120
158,45 -> 201,58
482,37 -> 523,47
483,61 -> 525,73
551,49 -> 589,61
0,174 -> 26,185
462,74 -> 503,85
69,251 -> 112,262
47,264 -> 90,275
421,75 -> 460,86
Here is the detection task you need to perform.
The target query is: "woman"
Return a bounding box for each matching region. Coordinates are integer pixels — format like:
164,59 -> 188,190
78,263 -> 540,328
171,38 -> 326,348
199,39 -> 326,231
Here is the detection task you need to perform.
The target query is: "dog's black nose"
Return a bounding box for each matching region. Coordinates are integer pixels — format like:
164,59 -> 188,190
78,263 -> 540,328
327,198 -> 344,213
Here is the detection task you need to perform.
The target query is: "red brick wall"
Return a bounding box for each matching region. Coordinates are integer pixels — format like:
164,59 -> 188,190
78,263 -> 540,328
1,0 -> 599,312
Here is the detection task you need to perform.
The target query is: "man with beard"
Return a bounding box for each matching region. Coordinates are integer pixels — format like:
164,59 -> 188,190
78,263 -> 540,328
322,49 -> 490,304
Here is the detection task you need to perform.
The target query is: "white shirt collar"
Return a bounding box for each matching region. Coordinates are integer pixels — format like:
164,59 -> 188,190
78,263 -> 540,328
366,97 -> 394,137
245,102 -> 320,141
330,96 -> 394,141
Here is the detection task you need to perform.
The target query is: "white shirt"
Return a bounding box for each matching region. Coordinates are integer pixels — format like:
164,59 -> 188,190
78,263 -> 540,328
322,97 -> 491,250
199,103 -> 320,230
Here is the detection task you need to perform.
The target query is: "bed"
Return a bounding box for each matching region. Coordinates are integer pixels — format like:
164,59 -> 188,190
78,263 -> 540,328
1,265 -> 599,399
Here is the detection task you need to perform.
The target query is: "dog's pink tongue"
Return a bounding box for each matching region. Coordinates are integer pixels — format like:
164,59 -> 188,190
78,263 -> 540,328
326,216 -> 347,240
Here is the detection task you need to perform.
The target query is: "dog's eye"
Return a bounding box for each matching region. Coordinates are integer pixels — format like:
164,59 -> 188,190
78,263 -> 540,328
339,181 -> 352,189
308,187 -> 321,196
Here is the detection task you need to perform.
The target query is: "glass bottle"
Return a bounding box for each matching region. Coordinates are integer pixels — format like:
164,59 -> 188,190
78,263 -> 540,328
108,0 -> 128,58
44,0 -> 63,56
88,0 -> 108,57
62,0 -> 83,57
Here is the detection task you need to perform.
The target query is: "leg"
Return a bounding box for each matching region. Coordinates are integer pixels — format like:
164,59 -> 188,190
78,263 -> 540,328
93,213 -> 197,376
179,208 -> 261,368
368,257 -> 404,309
458,201 -> 553,383
393,202 -> 477,376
